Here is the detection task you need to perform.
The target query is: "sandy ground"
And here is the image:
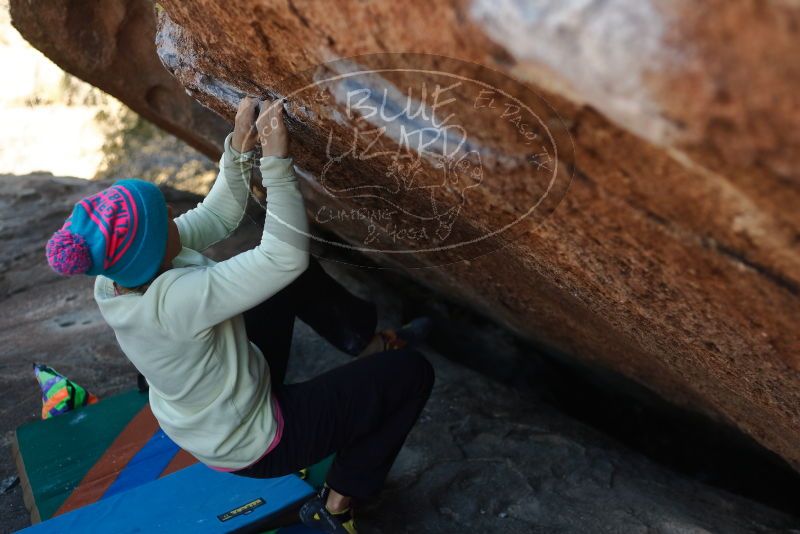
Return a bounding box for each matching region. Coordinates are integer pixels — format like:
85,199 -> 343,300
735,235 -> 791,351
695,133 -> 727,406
0,106 -> 110,177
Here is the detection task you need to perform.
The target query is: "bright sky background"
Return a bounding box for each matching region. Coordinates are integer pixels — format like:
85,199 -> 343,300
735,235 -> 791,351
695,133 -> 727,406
0,0 -> 123,178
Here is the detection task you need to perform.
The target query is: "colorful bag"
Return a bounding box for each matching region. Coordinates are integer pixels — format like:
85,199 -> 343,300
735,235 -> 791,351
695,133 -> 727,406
33,363 -> 99,419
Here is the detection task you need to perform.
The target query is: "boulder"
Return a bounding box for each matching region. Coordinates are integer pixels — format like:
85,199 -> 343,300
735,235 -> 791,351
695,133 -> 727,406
10,0 -> 800,471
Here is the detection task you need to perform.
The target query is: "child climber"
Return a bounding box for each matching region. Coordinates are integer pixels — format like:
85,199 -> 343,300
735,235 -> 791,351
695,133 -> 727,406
45,97 -> 434,534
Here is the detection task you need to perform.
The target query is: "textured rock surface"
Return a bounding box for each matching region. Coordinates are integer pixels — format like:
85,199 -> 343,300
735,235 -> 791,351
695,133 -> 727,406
155,0 -> 800,471
8,0 -> 228,159
1,174 -> 798,532
9,0 -> 800,472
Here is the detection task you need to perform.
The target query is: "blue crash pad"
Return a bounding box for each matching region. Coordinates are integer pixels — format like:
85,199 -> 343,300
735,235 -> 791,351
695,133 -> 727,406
19,463 -> 315,533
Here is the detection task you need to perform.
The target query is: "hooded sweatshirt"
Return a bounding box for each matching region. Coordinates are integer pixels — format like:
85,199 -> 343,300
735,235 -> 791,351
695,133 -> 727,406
94,133 -> 309,469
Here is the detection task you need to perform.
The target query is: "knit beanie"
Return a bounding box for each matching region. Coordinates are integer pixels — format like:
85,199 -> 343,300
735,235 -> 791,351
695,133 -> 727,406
46,179 -> 168,288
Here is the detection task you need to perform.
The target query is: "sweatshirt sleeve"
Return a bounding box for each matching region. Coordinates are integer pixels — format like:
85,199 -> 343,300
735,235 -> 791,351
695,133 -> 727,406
161,154 -> 310,334
173,133 -> 254,252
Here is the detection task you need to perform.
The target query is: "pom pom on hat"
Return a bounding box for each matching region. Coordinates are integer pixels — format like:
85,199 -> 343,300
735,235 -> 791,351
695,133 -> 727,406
45,179 -> 167,285
46,228 -> 92,275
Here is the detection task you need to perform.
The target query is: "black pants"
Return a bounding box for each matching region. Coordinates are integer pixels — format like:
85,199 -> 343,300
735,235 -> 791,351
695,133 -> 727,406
234,258 -> 435,500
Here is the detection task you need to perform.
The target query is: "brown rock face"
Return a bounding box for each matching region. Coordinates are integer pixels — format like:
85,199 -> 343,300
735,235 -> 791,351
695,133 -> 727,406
10,0 -> 800,470
155,0 -> 800,471
8,0 -> 229,159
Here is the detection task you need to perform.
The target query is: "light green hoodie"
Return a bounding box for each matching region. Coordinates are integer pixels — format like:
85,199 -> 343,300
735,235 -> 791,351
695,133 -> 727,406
94,133 -> 309,469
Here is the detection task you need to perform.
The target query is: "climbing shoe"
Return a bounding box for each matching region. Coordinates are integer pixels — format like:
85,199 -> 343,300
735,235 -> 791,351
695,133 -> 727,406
299,486 -> 357,534
379,316 -> 433,352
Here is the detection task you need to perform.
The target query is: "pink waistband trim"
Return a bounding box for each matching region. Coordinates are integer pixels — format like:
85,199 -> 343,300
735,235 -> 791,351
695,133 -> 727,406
207,392 -> 284,472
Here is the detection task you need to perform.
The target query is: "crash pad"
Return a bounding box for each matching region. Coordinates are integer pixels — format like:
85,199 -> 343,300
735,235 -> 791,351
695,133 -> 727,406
17,463 -> 316,533
11,389 -> 197,523
13,389 -> 335,532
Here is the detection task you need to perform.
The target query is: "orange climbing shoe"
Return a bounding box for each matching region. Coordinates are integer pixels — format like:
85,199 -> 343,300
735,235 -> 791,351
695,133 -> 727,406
378,316 -> 433,352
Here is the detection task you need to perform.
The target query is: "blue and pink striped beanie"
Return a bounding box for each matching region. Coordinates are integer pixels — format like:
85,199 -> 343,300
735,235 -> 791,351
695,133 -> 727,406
46,179 -> 168,288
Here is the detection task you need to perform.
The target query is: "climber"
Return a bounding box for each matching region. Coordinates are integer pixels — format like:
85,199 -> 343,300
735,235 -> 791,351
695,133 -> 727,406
44,96 -> 435,534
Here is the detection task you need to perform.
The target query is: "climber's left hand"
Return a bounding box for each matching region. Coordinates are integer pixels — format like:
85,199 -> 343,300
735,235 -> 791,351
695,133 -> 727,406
232,96 -> 259,152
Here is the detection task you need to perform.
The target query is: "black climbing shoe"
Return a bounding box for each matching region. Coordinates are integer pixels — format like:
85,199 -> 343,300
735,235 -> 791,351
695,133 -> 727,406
299,486 -> 357,534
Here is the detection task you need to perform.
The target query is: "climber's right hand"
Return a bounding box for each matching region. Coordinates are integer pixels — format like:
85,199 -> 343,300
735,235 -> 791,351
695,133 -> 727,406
256,98 -> 288,159
232,96 -> 259,152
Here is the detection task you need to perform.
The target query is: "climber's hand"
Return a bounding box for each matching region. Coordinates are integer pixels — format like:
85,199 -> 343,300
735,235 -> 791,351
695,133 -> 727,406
232,96 -> 259,152
256,99 -> 288,159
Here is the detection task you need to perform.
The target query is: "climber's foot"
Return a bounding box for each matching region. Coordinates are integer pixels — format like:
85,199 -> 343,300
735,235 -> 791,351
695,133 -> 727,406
359,316 -> 433,357
299,486 -> 356,534
379,316 -> 433,351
